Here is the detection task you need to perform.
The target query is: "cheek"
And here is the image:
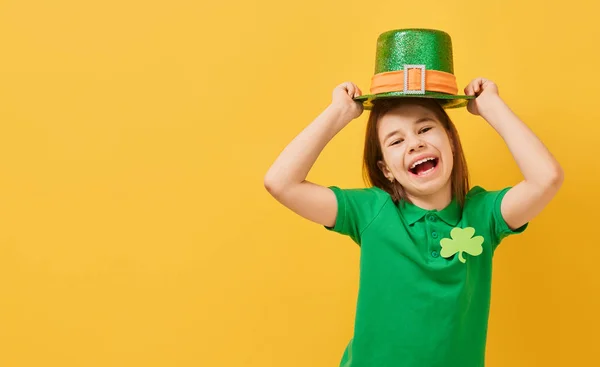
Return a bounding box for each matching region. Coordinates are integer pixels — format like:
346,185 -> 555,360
382,148 -> 406,173
430,134 -> 452,156
441,143 -> 454,172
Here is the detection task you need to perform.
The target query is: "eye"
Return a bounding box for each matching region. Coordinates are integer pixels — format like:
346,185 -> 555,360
419,127 -> 432,134
390,139 -> 404,146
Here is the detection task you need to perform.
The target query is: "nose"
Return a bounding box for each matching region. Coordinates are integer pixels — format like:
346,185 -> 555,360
407,136 -> 425,153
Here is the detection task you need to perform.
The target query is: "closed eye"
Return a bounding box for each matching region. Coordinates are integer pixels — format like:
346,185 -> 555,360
390,139 -> 404,146
419,127 -> 432,134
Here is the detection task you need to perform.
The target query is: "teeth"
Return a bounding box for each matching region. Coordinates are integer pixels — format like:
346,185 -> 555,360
410,157 -> 436,170
417,166 -> 435,176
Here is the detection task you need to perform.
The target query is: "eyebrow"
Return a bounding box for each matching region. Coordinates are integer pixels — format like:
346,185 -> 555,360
383,117 -> 436,143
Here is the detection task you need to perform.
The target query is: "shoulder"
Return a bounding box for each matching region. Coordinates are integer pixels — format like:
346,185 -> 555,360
325,186 -> 394,241
463,185 -> 527,245
328,185 -> 392,221
329,185 -> 391,204
464,185 -> 511,209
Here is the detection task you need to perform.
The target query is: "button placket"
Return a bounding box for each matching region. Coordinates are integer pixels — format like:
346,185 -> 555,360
427,214 -> 441,259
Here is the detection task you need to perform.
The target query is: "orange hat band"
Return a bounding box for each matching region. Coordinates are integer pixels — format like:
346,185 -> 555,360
370,66 -> 459,95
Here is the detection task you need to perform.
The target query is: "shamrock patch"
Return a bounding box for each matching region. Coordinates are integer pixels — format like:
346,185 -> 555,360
439,227 -> 484,263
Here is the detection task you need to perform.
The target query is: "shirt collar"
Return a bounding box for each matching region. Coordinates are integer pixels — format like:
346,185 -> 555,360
399,197 -> 461,226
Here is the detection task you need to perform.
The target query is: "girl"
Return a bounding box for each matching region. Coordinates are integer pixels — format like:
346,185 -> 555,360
264,32 -> 563,367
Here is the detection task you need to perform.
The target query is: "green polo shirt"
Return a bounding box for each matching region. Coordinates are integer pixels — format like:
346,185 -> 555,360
326,185 -> 527,367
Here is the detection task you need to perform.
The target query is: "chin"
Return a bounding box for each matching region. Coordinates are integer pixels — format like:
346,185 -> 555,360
408,182 -> 447,196
402,172 -> 452,198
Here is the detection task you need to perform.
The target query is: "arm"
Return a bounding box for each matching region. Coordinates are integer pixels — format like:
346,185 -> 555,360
465,78 -> 564,230
264,82 -> 364,227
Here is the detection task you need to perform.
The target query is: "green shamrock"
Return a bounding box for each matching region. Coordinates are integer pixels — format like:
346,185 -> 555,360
439,227 -> 484,263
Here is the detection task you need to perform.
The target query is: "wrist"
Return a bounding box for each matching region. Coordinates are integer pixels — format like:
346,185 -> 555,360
326,103 -> 355,127
479,94 -> 508,121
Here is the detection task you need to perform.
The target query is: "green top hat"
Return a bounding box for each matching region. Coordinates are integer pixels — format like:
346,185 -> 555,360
355,29 -> 474,109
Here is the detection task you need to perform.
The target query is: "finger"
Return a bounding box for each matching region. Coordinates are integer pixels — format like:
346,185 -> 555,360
464,83 -> 474,96
350,83 -> 360,98
468,78 -> 482,96
473,82 -> 481,95
466,100 -> 476,115
481,79 -> 492,91
356,102 -> 364,113
475,77 -> 489,95
471,78 -> 483,94
353,88 -> 361,98
338,81 -> 351,91
345,82 -> 356,97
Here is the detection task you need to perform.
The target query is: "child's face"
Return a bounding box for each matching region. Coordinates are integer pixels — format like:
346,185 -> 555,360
376,103 -> 454,199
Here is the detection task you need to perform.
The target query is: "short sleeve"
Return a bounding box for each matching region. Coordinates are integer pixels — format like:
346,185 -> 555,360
325,186 -> 390,245
465,186 -> 528,251
491,187 -> 528,243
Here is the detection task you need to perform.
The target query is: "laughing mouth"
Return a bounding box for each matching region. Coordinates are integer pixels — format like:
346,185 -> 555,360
409,157 -> 439,176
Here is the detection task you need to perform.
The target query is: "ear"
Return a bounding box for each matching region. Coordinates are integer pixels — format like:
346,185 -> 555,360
377,160 -> 394,182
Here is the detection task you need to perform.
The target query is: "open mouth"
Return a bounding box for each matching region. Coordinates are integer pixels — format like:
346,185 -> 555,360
409,157 -> 439,177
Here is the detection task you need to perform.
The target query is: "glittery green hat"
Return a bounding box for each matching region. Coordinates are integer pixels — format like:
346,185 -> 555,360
355,28 -> 474,109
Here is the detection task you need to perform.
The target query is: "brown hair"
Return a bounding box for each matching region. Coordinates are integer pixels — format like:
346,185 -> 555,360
362,98 -> 470,207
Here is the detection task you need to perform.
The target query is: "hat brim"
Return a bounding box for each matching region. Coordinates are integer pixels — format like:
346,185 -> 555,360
354,92 -> 475,110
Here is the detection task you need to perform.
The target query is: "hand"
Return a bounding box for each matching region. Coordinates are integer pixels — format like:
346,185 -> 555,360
464,77 -> 502,117
331,81 -> 364,121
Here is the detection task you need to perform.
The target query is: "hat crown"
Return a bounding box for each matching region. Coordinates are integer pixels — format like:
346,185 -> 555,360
374,29 -> 454,75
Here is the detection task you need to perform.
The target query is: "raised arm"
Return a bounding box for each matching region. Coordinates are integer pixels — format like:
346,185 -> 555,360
465,78 -> 564,230
264,82 -> 364,227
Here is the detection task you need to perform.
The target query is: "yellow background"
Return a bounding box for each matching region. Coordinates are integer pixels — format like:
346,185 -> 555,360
0,0 -> 597,366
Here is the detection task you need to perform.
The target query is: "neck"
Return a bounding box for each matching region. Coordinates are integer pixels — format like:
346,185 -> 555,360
406,181 -> 452,211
